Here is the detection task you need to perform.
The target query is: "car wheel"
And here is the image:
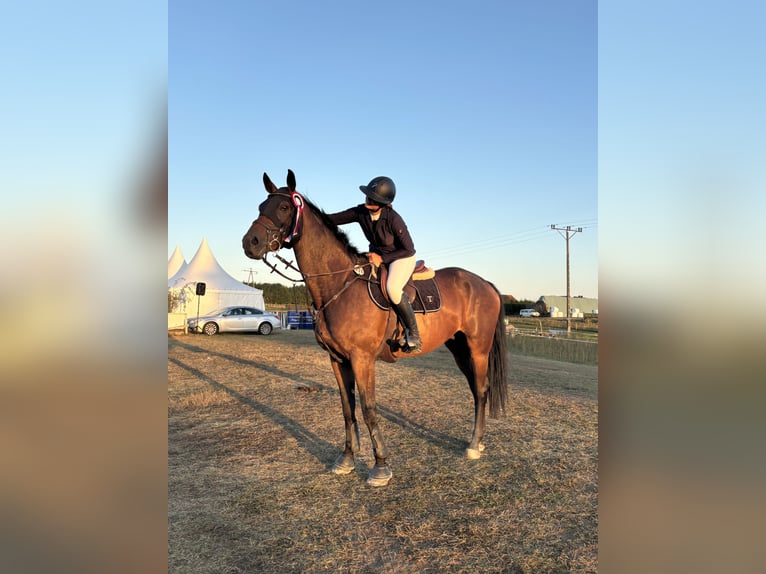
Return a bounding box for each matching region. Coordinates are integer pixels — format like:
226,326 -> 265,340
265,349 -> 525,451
258,322 -> 273,336
203,322 -> 219,335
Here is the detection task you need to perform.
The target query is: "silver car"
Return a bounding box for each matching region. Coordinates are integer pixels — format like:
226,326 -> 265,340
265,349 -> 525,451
187,306 -> 282,336
519,308 -> 540,317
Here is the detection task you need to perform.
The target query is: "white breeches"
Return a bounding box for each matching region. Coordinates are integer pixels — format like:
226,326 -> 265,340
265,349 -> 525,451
386,255 -> 417,305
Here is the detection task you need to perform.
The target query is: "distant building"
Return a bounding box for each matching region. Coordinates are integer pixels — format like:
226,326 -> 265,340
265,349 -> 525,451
535,295 -> 598,317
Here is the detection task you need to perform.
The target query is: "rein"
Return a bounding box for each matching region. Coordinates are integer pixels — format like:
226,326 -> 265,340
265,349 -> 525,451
313,275 -> 361,315
262,251 -> 369,284
261,252 -> 368,318
257,191 -> 372,313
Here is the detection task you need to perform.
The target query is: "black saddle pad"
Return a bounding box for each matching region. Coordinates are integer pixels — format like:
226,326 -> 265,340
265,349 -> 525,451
367,269 -> 442,313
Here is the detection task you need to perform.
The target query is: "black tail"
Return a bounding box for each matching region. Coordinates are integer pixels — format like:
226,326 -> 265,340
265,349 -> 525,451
487,288 -> 509,418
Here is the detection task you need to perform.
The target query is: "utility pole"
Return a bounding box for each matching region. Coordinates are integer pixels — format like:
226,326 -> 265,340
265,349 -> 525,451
550,225 -> 583,336
243,268 -> 257,285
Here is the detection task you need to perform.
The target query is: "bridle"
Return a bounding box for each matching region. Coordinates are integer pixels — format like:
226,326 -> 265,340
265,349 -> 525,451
253,217 -> 287,253
252,191 -> 370,289
253,191 -> 305,253
249,188 -> 377,359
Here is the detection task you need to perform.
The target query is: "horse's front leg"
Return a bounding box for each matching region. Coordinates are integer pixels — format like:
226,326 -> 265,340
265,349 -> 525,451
352,356 -> 392,487
329,358 -> 360,475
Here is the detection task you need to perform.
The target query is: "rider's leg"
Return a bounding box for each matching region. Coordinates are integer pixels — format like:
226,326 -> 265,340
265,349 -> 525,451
387,256 -> 421,352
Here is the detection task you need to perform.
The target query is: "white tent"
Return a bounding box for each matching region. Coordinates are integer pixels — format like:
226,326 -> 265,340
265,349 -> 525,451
168,245 -> 187,279
168,238 -> 264,315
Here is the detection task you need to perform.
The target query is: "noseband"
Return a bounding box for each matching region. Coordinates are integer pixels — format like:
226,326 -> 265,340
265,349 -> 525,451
254,216 -> 288,252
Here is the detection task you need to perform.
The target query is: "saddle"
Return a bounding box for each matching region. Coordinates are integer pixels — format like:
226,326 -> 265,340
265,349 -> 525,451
367,260 -> 442,313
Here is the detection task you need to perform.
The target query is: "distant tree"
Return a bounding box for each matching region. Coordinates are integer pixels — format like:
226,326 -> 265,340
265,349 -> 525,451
168,291 -> 178,313
245,282 -> 313,307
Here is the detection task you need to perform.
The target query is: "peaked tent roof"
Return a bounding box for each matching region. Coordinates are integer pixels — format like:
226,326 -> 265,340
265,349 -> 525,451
168,245 -> 187,279
168,238 -> 259,292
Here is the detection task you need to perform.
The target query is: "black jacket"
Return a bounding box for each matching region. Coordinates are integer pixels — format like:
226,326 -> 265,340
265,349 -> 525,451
327,205 -> 416,265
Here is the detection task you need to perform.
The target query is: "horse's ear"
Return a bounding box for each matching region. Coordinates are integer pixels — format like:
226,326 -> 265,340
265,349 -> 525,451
286,169 -> 296,192
263,172 -> 278,194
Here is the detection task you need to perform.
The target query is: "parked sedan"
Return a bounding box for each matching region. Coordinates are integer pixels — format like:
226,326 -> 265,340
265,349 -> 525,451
187,306 -> 282,336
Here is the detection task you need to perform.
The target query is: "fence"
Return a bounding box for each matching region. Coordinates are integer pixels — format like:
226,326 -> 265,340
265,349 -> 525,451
168,312 -> 187,332
507,332 -> 598,365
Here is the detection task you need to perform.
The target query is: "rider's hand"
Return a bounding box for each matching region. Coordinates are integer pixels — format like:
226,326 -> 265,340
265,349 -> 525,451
367,252 -> 383,267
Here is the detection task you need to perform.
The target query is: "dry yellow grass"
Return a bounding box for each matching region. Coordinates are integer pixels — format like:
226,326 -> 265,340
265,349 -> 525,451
168,330 -> 597,573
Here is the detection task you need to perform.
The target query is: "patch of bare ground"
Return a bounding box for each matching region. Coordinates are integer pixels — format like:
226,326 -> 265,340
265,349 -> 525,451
169,330 -> 597,573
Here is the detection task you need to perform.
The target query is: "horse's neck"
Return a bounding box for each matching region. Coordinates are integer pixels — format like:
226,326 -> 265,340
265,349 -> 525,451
293,210 -> 356,307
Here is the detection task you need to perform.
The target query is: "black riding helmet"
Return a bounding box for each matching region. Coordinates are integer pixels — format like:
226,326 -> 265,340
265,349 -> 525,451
360,176 -> 396,205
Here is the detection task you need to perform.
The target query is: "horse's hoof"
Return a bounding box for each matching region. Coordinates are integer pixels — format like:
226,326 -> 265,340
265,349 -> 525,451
466,442 -> 486,460
466,448 -> 482,460
332,453 -> 355,475
366,464 -> 392,487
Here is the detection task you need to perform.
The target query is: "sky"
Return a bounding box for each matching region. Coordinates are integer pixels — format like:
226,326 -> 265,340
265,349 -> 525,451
168,1 -> 598,301
599,0 -> 765,305
1,0 -> 167,364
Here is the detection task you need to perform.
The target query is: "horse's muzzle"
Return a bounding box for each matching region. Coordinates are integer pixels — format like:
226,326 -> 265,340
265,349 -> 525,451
242,232 -> 265,260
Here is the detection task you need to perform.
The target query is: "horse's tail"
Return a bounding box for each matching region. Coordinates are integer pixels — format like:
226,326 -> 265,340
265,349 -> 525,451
487,285 -> 509,418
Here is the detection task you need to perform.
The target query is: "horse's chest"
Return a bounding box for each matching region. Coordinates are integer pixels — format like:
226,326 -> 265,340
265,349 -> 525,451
314,309 -> 389,361
313,313 -> 348,361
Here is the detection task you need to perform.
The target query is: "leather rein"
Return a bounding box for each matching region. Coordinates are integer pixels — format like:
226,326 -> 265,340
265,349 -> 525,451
255,191 -> 371,314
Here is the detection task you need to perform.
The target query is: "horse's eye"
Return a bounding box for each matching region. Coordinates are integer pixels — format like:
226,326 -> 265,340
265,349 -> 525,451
280,203 -> 289,211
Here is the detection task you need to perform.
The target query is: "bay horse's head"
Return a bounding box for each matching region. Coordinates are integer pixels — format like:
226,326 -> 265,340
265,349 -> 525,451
242,169 -> 303,260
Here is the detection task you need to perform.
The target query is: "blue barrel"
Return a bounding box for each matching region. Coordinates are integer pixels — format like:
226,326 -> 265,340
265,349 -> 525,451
299,310 -> 314,329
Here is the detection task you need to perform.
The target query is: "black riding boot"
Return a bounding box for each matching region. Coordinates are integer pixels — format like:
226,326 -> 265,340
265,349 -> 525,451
392,298 -> 422,352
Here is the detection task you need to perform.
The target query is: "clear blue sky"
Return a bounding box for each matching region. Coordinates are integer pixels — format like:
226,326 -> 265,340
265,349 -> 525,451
169,1 -> 598,301
599,0 -> 765,305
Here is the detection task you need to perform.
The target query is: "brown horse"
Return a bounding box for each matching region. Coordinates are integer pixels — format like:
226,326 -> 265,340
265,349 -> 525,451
243,170 -> 508,486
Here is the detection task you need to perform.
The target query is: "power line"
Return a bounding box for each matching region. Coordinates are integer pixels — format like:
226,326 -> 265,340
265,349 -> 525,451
426,225 -> 554,256
423,220 -> 596,261
426,229 -> 550,259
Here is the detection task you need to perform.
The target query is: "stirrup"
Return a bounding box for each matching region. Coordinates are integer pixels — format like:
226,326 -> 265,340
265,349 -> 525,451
404,330 -> 422,352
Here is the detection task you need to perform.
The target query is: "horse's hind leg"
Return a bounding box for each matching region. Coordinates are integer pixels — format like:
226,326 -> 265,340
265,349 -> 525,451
445,334 -> 488,459
329,358 -> 360,475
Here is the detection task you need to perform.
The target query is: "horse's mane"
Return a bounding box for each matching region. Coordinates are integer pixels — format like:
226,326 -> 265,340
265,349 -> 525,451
302,196 -> 364,259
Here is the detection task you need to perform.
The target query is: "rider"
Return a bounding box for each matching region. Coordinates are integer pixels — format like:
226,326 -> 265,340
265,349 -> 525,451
327,176 -> 422,352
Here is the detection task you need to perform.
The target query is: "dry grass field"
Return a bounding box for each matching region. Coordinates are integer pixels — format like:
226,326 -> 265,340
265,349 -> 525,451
168,329 -> 597,573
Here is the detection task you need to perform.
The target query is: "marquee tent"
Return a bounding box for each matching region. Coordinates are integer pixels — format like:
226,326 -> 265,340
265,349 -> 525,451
168,238 -> 264,315
168,245 -> 187,279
